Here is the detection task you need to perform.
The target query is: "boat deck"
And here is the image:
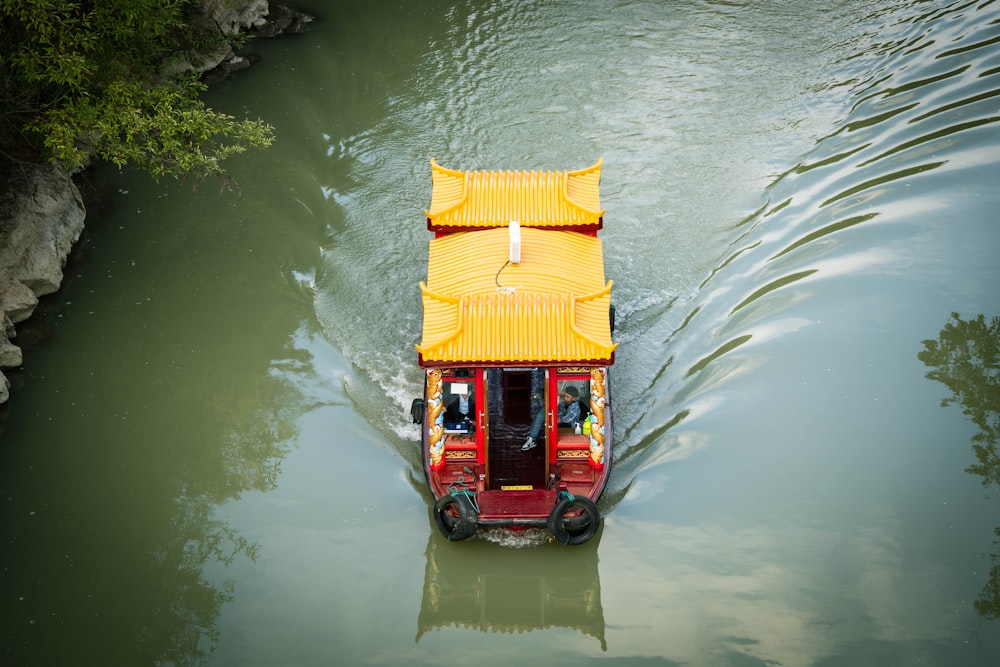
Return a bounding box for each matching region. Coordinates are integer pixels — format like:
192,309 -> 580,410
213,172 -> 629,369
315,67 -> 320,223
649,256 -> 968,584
477,489 -> 554,520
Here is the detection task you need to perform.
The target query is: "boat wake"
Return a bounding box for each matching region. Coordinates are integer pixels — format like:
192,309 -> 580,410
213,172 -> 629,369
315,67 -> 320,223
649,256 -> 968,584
306,0 -> 1000,518
604,0 -> 1000,504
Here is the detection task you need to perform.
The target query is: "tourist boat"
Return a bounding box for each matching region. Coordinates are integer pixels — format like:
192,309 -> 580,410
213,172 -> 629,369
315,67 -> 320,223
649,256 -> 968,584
411,158 -> 616,545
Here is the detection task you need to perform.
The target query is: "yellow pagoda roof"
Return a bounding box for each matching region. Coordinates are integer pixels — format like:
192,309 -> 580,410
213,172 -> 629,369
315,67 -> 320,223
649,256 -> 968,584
416,226 -> 617,365
425,159 -> 605,231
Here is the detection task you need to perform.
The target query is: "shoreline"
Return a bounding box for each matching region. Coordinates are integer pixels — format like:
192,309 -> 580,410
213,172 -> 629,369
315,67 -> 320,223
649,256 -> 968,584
0,1 -> 313,404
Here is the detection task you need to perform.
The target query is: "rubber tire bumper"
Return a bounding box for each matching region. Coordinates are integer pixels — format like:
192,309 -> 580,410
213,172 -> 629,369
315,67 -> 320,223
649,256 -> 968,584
547,495 -> 600,545
433,493 -> 478,541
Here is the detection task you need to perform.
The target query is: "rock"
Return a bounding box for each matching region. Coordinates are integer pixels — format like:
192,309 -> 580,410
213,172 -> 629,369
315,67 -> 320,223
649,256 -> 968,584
0,163 -> 85,324
160,44 -> 235,80
0,2 -> 313,403
0,163 -> 85,307
0,280 -> 38,324
158,8 -> 236,78
201,0 -> 271,35
168,2 -> 314,85
201,3 -> 315,83
0,338 -> 22,368
251,4 -> 315,38
0,163 -> 84,399
162,1 -> 315,81
1,165 -> 85,299
200,53 -> 259,87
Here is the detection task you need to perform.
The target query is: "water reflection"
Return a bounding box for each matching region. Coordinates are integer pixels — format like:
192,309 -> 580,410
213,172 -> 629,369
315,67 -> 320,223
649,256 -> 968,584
0,287 -> 310,665
919,312 -> 1000,619
416,525 -> 607,650
113,344 -> 306,665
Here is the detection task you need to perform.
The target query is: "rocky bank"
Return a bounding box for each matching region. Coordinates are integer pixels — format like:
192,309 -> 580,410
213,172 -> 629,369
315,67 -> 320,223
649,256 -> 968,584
0,1 -> 312,404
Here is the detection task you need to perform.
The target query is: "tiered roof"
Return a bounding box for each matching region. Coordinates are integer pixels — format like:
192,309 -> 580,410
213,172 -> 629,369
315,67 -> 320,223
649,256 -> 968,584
425,159 -> 604,231
417,158 -> 616,366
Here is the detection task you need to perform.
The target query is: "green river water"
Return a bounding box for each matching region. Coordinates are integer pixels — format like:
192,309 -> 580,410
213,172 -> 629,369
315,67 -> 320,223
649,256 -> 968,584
2,1 -> 999,665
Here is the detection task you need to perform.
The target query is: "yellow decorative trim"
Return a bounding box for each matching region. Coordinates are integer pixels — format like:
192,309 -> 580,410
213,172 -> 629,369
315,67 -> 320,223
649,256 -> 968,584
588,368 -> 607,468
427,369 -> 445,470
557,449 -> 591,459
445,450 -> 478,460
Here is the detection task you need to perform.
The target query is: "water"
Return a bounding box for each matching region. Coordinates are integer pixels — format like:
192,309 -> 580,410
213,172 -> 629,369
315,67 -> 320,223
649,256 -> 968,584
2,0 -> 999,664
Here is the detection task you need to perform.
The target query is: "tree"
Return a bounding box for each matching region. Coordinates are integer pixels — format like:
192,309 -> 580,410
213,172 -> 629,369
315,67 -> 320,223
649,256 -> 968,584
0,0 -> 274,182
919,312 -> 1000,620
919,312 -> 1000,488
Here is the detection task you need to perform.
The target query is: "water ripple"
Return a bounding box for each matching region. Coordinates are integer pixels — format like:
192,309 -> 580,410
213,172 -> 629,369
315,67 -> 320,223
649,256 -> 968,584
614,0 -> 1000,489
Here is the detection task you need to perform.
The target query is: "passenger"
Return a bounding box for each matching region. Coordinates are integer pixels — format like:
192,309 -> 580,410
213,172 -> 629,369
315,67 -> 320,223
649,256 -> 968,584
456,392 -> 473,420
558,386 -> 582,428
445,385 -> 474,424
522,391 -> 545,450
522,385 -> 582,450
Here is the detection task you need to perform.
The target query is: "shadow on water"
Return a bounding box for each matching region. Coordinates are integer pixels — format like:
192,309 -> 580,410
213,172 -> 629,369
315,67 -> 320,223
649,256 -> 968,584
0,160 -> 328,663
607,0 -> 1000,498
1,349 -> 309,665
0,363 -> 305,665
416,521 -> 607,650
919,312 -> 1000,620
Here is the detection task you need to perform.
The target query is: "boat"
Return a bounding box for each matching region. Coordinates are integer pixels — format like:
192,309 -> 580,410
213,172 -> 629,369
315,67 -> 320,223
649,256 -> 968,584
411,158 -> 616,545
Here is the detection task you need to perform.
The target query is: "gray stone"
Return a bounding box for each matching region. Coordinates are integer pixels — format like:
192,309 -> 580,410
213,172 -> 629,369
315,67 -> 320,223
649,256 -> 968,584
0,1 -> 313,404
3,166 -> 85,297
0,338 -> 22,368
252,4 -> 314,37
202,0 -> 271,35
0,163 -> 84,399
0,279 -> 39,324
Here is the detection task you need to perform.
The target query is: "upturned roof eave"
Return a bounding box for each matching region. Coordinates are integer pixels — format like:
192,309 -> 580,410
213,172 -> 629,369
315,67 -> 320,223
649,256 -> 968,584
417,352 -> 616,368
424,158 -> 604,230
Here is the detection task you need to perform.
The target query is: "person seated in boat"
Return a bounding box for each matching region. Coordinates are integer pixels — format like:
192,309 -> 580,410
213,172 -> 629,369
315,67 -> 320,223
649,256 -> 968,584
444,383 -> 475,425
444,393 -> 474,422
558,385 -> 583,428
522,386 -> 582,450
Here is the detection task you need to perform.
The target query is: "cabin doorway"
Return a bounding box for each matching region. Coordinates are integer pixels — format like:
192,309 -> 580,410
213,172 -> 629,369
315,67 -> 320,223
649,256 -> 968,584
486,368 -> 547,489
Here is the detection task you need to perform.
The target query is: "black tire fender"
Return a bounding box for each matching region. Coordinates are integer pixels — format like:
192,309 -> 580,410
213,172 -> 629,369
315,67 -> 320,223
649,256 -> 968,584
410,398 -> 425,424
433,493 -> 478,541
547,494 -> 600,545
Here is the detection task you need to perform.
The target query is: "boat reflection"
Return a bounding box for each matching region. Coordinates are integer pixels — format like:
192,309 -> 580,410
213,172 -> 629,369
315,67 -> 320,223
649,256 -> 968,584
415,521 -> 607,650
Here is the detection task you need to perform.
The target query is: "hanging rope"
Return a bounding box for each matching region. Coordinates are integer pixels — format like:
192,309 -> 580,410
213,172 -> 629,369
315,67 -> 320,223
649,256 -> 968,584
495,260 -> 518,295
447,467 -> 480,512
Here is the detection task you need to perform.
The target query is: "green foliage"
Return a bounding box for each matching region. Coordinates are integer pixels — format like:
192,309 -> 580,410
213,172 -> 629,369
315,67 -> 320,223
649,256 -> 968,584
32,75 -> 274,180
919,312 -> 1000,620
919,312 -> 1000,488
0,0 -> 274,181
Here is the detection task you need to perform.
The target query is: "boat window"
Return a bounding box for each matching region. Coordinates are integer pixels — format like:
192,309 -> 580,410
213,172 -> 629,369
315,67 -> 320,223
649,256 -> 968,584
555,375 -> 591,427
442,375 -> 476,429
